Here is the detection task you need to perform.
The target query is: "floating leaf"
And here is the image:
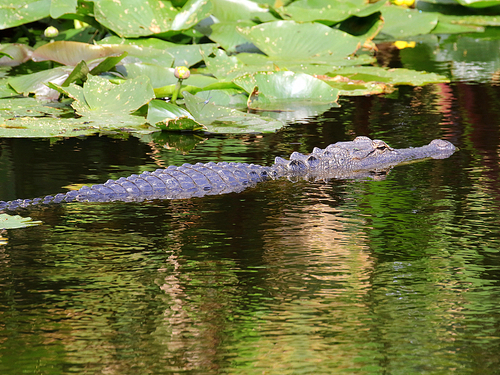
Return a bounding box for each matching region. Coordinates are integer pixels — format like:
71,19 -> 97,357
233,71 -> 339,108
381,6 -> 438,38
210,0 -> 277,22
0,97 -> 70,118
207,21 -> 256,53
171,0 -> 212,30
0,213 -> 41,229
93,0 -> 178,37
57,75 -> 156,118
0,0 -> 50,30
278,0 -> 387,23
330,66 -> 449,86
0,44 -> 33,66
237,21 -> 362,62
147,99 -> 205,131
184,91 -> 284,133
8,66 -> 74,99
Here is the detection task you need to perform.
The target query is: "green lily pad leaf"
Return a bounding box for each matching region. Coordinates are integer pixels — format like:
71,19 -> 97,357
278,0 -> 386,23
0,79 -> 19,98
330,66 -> 449,86
184,91 -> 284,133
195,89 -> 248,108
62,60 -> 89,87
431,21 -> 485,34
0,115 -> 158,137
57,75 -> 155,119
237,21 -> 362,61
0,213 -> 41,229
8,66 -> 73,99
0,44 -> 33,66
234,71 -> 339,105
0,0 -> 50,30
50,0 -> 77,18
147,99 -> 205,131
210,0 -> 277,22
381,6 -> 439,39
99,36 -> 216,67
208,21 -> 256,53
457,0 -> 500,7
171,0 -> 212,30
0,97 -> 70,118
116,63 -> 217,89
93,0 -> 178,37
202,48 -> 247,81
89,52 -> 128,75
438,14 -> 500,27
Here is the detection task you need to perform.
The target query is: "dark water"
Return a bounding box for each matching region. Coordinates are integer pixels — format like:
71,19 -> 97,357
1,82 -> 500,374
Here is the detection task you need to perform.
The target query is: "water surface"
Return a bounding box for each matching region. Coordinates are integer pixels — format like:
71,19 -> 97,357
1,82 -> 500,374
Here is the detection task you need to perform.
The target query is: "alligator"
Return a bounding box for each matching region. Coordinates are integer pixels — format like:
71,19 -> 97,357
0,136 -> 456,211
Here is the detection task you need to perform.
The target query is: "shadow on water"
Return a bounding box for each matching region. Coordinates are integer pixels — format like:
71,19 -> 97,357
1,82 -> 500,374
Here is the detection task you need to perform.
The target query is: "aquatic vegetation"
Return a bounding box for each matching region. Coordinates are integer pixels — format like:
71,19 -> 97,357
0,0 -> 498,137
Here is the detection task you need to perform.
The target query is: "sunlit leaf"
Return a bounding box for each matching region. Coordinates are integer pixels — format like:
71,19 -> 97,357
456,0 -> 500,7
0,213 -> 41,229
237,21 -> 362,61
210,0 -> 277,22
171,0 -> 212,30
0,0 -> 50,30
89,52 -> 128,75
50,0 -> 77,18
207,21 -> 256,53
147,99 -> 205,131
57,75 -> 155,118
62,60 -> 89,86
0,97 -> 70,118
0,44 -> 33,66
330,66 -> 449,86
184,91 -> 284,133
381,6 -> 438,38
8,66 -> 74,99
234,71 -> 339,104
278,0 -> 386,23
93,0 -> 178,37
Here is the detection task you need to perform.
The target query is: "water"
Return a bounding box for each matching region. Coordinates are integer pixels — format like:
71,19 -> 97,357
2,82 -> 500,373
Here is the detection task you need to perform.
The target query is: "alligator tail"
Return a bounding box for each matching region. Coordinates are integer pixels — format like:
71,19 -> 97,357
0,162 -> 272,211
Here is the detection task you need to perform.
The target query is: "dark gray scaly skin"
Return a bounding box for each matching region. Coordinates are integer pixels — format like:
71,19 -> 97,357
0,136 -> 456,211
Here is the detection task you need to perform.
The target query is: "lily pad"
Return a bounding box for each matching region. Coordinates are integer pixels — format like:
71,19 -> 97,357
207,21 -> 256,53
0,0 -> 50,30
330,66 -> 449,86
8,66 -> 74,99
278,0 -> 387,23
93,0 -> 178,38
183,91 -> 284,133
171,0 -> 213,30
0,44 -> 33,66
233,71 -> 339,108
55,75 -> 155,119
147,99 -> 205,131
237,20 -> 362,62
0,213 -> 41,229
381,6 -> 439,39
210,0 -> 277,22
0,97 -> 70,118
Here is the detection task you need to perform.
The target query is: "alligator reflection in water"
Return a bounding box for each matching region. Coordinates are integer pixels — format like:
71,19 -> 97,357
0,136 -> 456,211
